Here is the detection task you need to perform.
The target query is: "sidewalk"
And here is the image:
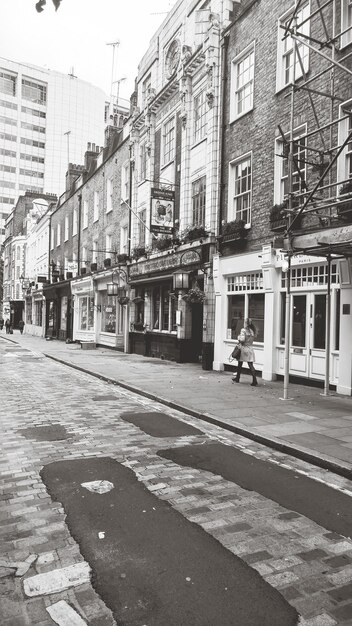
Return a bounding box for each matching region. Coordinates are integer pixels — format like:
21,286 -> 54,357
3,330 -> 352,479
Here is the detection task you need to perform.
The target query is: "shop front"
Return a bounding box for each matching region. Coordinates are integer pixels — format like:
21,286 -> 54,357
94,270 -> 128,351
72,276 -> 96,344
213,241 -> 351,392
43,280 -> 73,341
25,291 -> 45,337
128,244 -> 214,366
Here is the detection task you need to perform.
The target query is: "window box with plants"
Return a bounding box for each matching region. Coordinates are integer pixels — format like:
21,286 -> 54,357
219,219 -> 248,243
337,181 -> 352,222
152,235 -> 174,252
117,253 -> 130,264
269,203 -> 287,231
131,246 -> 147,261
182,225 -> 208,243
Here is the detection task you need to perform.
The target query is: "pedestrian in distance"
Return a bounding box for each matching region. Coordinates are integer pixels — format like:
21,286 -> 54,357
18,319 -> 25,334
5,319 -> 10,334
0,318 -> 3,330
232,317 -> 258,386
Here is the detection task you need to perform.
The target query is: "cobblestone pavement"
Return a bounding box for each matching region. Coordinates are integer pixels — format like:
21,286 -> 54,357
2,341 -> 352,624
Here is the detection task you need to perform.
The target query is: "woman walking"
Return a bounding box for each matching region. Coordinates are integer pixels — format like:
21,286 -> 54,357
232,318 -> 258,386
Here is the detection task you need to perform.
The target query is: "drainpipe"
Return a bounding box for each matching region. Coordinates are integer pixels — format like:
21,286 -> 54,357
217,33 -> 229,238
77,194 -> 82,275
128,149 -> 133,257
48,213 -> 52,282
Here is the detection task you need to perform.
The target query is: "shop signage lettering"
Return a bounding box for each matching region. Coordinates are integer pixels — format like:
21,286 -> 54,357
129,248 -> 201,277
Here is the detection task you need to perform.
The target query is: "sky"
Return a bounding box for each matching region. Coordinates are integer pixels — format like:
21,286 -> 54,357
0,0 -> 175,103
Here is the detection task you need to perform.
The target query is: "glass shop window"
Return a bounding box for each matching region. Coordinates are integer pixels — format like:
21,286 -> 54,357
248,293 -> 264,342
101,294 -> 116,333
227,294 -> 245,339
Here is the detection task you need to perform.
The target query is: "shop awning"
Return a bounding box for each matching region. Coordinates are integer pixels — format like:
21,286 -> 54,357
43,280 -> 71,300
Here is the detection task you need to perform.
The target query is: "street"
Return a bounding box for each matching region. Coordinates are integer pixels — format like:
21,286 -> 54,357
2,337 -> 352,625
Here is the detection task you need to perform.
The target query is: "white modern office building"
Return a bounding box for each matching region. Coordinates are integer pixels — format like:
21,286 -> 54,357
0,57 -> 106,245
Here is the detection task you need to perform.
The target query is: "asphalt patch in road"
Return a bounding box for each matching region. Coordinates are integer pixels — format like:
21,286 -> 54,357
158,442 -> 352,538
40,457 -> 297,626
19,424 -> 70,441
120,410 -> 203,437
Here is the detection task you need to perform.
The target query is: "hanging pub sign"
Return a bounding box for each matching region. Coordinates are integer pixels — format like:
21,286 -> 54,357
150,188 -> 175,235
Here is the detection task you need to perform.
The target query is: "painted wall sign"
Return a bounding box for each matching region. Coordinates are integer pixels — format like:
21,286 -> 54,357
150,187 -> 175,235
129,247 -> 201,278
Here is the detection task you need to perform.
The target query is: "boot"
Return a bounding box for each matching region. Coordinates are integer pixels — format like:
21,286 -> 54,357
251,377 -> 258,386
232,362 -> 242,383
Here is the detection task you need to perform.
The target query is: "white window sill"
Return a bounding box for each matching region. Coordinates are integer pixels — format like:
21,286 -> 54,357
106,208 -> 113,214
191,136 -> 207,150
161,159 -> 174,170
230,106 -> 254,125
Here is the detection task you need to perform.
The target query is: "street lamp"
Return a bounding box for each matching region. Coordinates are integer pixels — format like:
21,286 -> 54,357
106,267 -> 128,297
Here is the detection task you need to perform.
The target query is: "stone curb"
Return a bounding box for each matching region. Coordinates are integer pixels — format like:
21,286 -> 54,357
44,353 -> 352,482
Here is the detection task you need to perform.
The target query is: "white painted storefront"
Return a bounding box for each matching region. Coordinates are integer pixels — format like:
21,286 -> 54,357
213,244 -> 352,395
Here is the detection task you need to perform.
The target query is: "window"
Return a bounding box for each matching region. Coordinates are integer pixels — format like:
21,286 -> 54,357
194,90 -> 207,142
101,294 -> 116,333
56,224 -> 61,247
83,200 -> 88,229
341,0 -> 352,48
51,227 -> 54,250
192,176 -> 206,226
106,234 -> 112,259
79,296 -> 95,331
277,3 -> 310,91
72,208 -> 78,236
151,284 -> 177,332
82,246 -> 87,265
22,78 -> 47,105
93,192 -> 99,222
19,168 -> 44,178
106,179 -> 113,212
276,129 -> 306,204
21,105 -> 46,118
142,74 -> 151,108
139,144 -> 147,181
21,121 -> 45,134
138,209 -> 146,246
26,300 -> 32,324
121,161 -> 129,200
20,137 -> 45,149
227,275 -> 264,342
0,115 -> 17,127
35,301 -> 42,327
338,103 -> 352,182
92,239 -> 98,263
162,117 -> 175,165
0,71 -> 16,96
120,226 -> 128,253
231,44 -> 255,120
20,153 -> 45,164
64,215 -> 69,241
230,154 -> 252,224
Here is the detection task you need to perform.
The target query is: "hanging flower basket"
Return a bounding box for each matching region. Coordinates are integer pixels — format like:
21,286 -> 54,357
132,296 -> 144,304
118,296 -> 130,306
182,286 -> 206,304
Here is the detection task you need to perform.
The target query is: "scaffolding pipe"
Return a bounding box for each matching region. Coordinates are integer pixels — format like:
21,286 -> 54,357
289,30 -> 352,78
283,255 -> 292,400
324,255 -> 332,395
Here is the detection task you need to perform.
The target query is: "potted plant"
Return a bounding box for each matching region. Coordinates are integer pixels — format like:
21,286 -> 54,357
118,295 -> 130,305
269,203 -> 287,231
220,219 -> 247,242
131,246 -> 147,261
182,225 -> 208,243
182,284 -> 206,304
152,236 -> 174,252
337,180 -> 352,221
117,253 -> 130,264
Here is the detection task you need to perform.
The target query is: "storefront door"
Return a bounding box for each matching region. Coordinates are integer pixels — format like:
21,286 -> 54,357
290,293 -> 328,379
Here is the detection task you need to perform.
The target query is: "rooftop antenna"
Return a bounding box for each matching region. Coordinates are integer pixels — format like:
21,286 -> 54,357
68,66 -> 77,78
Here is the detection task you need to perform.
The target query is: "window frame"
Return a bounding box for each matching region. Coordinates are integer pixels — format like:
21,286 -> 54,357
230,42 -> 255,122
56,223 -> 61,247
162,116 -> 176,166
193,89 -> 207,143
83,200 -> 89,229
106,179 -> 113,213
341,0 -> 352,49
337,100 -> 352,183
192,175 -> 206,226
64,215 -> 69,242
276,2 -> 310,92
228,152 -> 252,226
151,283 -> 177,333
93,191 -> 99,222
274,124 -> 307,205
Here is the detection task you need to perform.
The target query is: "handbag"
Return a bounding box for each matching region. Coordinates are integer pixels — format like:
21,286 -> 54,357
229,343 -> 241,361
